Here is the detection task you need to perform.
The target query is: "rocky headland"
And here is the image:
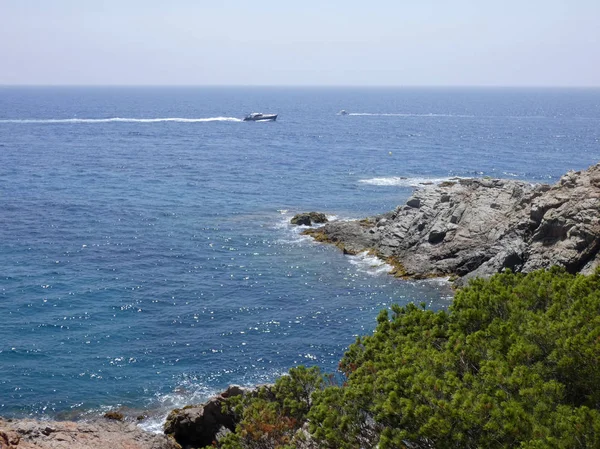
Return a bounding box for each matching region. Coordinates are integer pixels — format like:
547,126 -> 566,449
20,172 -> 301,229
303,163 -> 600,285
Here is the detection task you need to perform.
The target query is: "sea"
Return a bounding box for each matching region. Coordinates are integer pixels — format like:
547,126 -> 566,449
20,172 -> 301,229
1,86 -> 599,430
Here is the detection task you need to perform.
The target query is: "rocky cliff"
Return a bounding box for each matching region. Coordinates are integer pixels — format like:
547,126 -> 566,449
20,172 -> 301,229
304,163 -> 600,285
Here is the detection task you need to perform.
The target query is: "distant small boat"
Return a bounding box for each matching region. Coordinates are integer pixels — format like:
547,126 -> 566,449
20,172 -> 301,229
243,113 -> 277,122
338,110 -> 349,115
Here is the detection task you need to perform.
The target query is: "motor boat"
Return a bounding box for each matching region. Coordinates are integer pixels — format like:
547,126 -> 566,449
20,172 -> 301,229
243,113 -> 278,122
338,110 -> 349,115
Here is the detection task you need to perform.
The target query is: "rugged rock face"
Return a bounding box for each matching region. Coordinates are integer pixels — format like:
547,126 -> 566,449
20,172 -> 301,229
163,385 -> 260,449
305,163 -> 600,285
164,402 -> 231,449
0,417 -> 178,449
290,212 -> 328,226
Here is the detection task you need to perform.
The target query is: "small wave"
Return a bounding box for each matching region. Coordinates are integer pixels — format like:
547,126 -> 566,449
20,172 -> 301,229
347,252 -> 393,276
359,176 -> 461,187
0,117 -> 243,124
412,276 -> 452,286
136,383 -> 217,434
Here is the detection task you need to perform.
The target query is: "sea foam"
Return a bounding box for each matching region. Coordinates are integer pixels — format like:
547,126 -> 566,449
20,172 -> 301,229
273,212 -> 339,245
347,252 -> 393,276
359,176 -> 462,187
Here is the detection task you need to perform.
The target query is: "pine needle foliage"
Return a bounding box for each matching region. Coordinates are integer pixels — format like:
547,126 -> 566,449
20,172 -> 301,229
215,366 -> 324,449
309,267 -> 600,448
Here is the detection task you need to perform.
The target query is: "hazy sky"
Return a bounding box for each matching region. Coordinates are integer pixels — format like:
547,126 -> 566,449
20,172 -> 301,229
1,0 -> 598,86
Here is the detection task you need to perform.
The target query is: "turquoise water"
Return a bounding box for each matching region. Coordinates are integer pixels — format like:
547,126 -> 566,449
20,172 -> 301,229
1,87 -> 599,425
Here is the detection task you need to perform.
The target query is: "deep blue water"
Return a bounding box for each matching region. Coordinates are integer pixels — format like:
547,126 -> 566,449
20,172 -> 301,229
1,87 -> 599,427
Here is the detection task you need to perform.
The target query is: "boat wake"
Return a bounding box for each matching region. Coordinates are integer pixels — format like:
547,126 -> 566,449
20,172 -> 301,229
348,112 -> 476,118
346,112 -> 600,120
0,117 -> 243,124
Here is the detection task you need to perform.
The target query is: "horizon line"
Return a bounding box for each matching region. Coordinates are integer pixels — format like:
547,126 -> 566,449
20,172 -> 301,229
1,84 -> 599,89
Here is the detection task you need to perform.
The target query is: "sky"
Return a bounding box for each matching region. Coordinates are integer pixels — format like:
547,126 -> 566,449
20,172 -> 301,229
0,0 -> 598,86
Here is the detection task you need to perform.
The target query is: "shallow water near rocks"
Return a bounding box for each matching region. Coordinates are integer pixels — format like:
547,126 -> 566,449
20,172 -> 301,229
1,87 -> 599,428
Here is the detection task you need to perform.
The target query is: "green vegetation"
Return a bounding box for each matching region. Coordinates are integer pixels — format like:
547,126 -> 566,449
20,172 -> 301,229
212,268 -> 600,448
215,366 -> 323,449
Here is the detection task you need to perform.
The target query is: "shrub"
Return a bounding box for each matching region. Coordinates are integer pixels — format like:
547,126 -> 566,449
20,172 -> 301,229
309,268 -> 600,448
215,366 -> 324,449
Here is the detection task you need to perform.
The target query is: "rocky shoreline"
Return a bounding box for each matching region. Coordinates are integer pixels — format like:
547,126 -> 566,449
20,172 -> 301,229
0,386 -> 275,449
302,163 -> 600,285
0,416 -> 179,449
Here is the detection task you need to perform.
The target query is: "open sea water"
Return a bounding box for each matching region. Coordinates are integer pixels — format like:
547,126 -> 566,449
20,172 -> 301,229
1,87 -> 599,429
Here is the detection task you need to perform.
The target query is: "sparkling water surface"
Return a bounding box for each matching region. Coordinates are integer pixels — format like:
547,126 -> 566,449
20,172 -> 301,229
1,87 -> 599,425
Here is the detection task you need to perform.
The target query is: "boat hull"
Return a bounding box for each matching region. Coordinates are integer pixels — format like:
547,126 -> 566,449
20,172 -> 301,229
243,114 -> 277,122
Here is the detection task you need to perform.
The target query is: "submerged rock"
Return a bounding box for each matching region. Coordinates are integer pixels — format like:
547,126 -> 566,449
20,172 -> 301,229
103,411 -> 124,421
304,163 -> 600,285
291,212 -> 328,226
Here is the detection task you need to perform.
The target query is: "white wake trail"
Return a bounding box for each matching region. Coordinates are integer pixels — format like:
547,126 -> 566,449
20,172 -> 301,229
0,117 -> 243,124
348,112 -> 475,118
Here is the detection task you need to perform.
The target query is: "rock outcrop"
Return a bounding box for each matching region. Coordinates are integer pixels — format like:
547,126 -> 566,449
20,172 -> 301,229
305,163 -> 600,285
164,385 -> 261,449
0,417 -> 178,449
290,212 -> 328,226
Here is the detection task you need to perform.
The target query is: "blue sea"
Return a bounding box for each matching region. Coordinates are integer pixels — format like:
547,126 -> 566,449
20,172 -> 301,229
1,87 -> 599,429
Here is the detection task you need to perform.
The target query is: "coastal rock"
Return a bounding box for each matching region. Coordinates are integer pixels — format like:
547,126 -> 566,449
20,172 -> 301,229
0,417 -> 177,449
290,212 -> 328,226
304,163 -> 600,284
164,385 -> 263,449
164,401 -> 233,449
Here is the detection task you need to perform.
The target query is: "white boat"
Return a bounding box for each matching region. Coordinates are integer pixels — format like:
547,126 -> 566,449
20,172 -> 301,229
243,113 -> 277,122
